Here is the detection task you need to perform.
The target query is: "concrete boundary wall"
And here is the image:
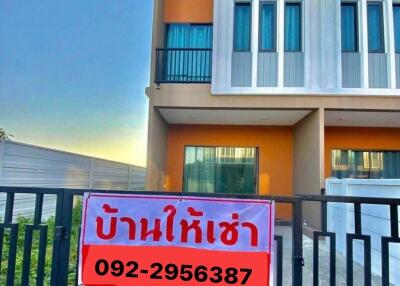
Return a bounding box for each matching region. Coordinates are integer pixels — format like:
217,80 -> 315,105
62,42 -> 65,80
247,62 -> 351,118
0,141 -> 146,220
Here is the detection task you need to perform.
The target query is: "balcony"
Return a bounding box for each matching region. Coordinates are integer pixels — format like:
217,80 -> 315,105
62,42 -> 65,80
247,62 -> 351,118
155,48 -> 212,84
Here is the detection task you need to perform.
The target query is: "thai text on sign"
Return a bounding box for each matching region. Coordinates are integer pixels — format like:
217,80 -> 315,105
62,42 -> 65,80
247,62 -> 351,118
79,193 -> 275,286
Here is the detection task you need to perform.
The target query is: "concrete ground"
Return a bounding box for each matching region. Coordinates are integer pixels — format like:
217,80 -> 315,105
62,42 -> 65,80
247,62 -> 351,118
275,227 -> 385,286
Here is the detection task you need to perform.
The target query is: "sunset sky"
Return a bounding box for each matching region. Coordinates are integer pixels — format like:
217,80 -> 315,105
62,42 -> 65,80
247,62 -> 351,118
0,0 -> 153,167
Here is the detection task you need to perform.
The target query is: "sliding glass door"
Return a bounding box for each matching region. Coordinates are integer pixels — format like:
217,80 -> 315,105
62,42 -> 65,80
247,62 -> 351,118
184,146 -> 258,194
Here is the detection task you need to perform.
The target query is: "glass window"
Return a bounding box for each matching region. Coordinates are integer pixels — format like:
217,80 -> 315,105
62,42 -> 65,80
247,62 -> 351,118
165,24 -> 213,81
285,3 -> 301,52
394,4 -> 400,53
367,3 -> 384,53
234,3 -> 252,51
341,3 -> 358,52
331,150 -> 400,179
166,24 -> 212,49
260,2 -> 276,51
184,146 -> 258,194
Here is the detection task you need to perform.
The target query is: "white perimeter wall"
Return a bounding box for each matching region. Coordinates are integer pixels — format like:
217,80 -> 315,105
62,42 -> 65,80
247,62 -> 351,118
0,141 -> 146,220
326,178 -> 400,285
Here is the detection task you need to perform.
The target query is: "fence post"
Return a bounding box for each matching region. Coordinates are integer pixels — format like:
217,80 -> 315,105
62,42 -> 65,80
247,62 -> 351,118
292,197 -> 303,286
53,189 -> 74,285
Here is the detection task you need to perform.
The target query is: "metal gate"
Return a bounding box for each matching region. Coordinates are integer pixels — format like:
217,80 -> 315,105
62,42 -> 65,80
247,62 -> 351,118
0,186 -> 399,286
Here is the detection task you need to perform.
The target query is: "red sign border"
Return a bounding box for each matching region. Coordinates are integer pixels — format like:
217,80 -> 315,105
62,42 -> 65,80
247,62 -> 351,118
82,194 -> 273,253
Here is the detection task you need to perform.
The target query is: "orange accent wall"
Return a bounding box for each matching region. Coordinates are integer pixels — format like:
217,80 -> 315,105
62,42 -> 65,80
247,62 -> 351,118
325,127 -> 400,178
164,0 -> 213,23
166,124 -> 293,219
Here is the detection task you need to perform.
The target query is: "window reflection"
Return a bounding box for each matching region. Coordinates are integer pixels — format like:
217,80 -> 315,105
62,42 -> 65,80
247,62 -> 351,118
332,149 -> 400,179
184,146 -> 257,194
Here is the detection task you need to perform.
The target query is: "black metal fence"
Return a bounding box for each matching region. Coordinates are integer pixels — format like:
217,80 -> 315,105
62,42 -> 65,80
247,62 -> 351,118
155,48 -> 212,84
0,186 -> 399,286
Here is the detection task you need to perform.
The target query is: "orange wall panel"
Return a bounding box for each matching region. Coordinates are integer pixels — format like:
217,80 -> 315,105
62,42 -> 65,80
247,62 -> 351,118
164,0 -> 213,23
166,124 -> 293,219
325,127 -> 400,178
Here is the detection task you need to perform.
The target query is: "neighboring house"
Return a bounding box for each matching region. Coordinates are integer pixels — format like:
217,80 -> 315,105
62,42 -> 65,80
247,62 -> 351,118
146,0 -> 400,228
0,140 -> 146,219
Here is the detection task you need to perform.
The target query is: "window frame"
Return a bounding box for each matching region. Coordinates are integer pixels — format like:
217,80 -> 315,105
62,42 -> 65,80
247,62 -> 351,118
393,3 -> 400,53
182,145 -> 259,195
367,1 -> 385,53
284,2 -> 302,52
233,2 -> 253,52
341,2 -> 359,53
164,23 -> 213,49
259,1 -> 277,52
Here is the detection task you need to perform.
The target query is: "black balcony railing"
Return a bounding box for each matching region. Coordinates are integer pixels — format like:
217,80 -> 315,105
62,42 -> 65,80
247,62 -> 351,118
155,48 -> 212,84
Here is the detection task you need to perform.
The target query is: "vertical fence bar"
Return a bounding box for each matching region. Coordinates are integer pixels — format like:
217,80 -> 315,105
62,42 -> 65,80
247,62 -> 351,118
74,226 -> 82,286
274,235 -> 283,286
21,226 -> 33,285
312,233 -> 319,286
321,189 -> 327,232
292,198 -> 303,286
390,204 -> 399,238
4,193 -> 14,224
34,193 -> 44,225
57,190 -> 74,285
363,237 -> 371,286
381,237 -> 390,286
1,192 -> 18,286
354,203 -> 362,235
36,226 -> 48,286
1,224 -> 18,286
50,190 -> 65,285
346,235 -> 354,286
329,234 -> 336,286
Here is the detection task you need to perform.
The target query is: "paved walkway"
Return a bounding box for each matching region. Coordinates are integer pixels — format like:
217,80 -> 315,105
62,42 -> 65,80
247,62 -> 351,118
275,227 -> 384,285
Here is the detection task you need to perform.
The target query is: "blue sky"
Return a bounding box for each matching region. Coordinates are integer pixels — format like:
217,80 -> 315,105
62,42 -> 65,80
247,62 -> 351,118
0,0 -> 153,166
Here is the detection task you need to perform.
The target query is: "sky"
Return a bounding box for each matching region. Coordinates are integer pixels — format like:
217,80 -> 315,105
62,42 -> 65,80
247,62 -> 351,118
0,0 -> 153,167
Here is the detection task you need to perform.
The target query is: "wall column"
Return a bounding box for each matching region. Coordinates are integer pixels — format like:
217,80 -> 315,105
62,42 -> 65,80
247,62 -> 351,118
293,108 -> 325,230
146,104 -> 169,191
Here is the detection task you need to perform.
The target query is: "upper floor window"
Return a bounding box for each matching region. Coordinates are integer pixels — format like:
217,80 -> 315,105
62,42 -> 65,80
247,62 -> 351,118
367,2 -> 384,53
394,4 -> 400,53
234,2 -> 252,51
284,3 -> 301,52
341,3 -> 358,52
259,2 -> 277,52
166,24 -> 212,49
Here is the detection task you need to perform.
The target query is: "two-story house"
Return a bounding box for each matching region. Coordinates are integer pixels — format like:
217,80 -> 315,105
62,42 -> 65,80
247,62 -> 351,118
145,0 -> 400,228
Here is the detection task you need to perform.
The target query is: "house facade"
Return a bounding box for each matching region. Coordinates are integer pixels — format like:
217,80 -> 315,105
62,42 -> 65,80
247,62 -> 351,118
145,0 -> 400,227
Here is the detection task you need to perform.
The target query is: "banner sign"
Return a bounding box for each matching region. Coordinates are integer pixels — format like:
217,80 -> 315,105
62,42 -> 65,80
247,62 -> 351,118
79,193 -> 274,286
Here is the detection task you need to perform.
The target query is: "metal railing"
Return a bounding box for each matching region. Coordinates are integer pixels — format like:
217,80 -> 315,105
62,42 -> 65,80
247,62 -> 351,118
155,48 -> 212,84
0,186 -> 399,285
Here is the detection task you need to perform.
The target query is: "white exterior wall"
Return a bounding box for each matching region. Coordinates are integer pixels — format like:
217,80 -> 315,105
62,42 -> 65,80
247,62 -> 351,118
212,0 -> 399,96
326,179 -> 400,285
0,141 -> 146,220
